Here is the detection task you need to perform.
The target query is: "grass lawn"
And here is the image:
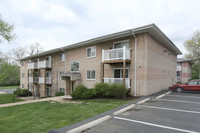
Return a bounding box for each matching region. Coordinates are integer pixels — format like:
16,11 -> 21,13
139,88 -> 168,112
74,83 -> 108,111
0,94 -> 24,104
0,100 -> 129,133
0,86 -> 19,89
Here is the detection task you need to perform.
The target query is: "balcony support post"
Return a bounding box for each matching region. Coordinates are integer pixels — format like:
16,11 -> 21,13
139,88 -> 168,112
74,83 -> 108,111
28,70 -> 29,90
44,69 -> 46,96
123,61 -> 126,84
32,70 -> 35,97
38,70 -> 40,97
102,63 -> 104,83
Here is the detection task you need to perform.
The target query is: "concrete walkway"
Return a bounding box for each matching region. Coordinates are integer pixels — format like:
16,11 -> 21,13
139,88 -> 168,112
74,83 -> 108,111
0,89 -> 16,93
0,91 -> 6,94
0,95 -> 73,108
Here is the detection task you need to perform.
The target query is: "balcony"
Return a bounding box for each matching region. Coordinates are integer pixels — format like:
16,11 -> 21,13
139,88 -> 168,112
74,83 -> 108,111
103,78 -> 131,88
38,61 -> 51,68
39,77 -> 52,84
28,63 -> 38,69
102,46 -> 131,62
176,66 -> 181,71
28,77 -> 38,83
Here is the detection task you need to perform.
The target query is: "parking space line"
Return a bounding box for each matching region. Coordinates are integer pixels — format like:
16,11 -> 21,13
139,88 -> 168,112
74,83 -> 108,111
138,105 -> 200,114
155,98 -> 200,105
114,116 -> 199,133
167,95 -> 200,99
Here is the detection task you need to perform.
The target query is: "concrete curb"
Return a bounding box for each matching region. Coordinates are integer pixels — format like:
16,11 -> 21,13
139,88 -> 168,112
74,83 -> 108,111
67,115 -> 111,133
137,98 -> 150,104
156,91 -> 172,99
113,104 -> 135,116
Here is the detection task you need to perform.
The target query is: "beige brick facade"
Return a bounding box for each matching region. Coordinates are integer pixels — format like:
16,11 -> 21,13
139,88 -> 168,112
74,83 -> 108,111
20,24 -> 181,97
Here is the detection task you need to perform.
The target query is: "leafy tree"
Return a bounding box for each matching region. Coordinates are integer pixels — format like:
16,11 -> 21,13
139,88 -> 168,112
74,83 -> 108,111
0,62 -> 20,86
184,30 -> 200,79
0,14 -> 15,42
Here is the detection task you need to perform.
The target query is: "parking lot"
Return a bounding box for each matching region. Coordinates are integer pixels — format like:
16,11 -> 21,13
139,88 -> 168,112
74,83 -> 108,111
85,92 -> 200,133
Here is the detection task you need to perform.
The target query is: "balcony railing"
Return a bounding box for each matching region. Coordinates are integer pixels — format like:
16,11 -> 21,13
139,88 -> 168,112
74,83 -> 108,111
39,77 -> 52,84
29,77 -> 33,82
28,77 -> 38,83
103,78 -> 131,88
38,61 -> 51,68
102,46 -> 131,62
28,63 -> 38,69
176,66 -> 181,71
46,77 -> 51,84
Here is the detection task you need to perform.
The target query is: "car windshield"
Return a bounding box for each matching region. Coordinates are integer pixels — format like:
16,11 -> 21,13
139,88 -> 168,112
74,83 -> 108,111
188,81 -> 198,85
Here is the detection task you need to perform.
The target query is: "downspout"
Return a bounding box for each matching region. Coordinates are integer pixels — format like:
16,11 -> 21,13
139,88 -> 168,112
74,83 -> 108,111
131,31 -> 137,97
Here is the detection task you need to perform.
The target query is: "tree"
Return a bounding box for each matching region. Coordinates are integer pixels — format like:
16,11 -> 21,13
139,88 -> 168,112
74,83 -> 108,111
27,42 -> 43,56
0,14 -> 15,43
184,30 -> 200,79
12,46 -> 26,62
0,62 -> 20,86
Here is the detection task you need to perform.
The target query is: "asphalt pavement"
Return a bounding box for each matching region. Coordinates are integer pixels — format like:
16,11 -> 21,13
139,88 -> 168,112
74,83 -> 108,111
85,92 -> 200,133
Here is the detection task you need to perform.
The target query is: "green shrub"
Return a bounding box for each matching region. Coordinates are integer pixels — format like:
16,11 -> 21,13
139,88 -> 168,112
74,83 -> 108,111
106,83 -> 127,98
55,92 -> 64,96
14,88 -> 32,97
93,83 -> 109,97
176,81 -> 182,84
71,85 -> 93,100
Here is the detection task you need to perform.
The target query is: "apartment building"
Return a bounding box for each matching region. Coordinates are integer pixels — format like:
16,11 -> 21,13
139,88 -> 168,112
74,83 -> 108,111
177,58 -> 192,83
20,24 -> 182,97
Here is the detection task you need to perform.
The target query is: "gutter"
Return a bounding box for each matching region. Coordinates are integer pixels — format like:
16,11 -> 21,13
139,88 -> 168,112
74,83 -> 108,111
131,31 -> 137,97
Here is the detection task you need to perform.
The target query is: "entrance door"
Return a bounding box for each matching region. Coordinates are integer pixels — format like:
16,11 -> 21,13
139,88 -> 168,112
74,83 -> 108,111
35,85 -> 38,97
71,81 -> 76,92
46,87 -> 51,96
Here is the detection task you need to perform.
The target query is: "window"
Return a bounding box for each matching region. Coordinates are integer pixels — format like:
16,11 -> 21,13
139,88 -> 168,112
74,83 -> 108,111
71,61 -> 79,72
168,51 -> 171,56
87,70 -> 95,80
114,68 -> 129,78
22,61 -> 25,66
114,40 -> 129,49
163,48 -> 167,54
60,88 -> 64,92
22,73 -> 25,78
59,71 -> 64,79
86,46 -> 96,58
22,84 -> 24,88
59,53 -> 65,61
188,81 -> 198,85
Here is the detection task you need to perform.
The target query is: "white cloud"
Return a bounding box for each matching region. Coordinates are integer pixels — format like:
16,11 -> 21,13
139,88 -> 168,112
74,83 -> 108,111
44,4 -> 78,24
0,0 -> 200,58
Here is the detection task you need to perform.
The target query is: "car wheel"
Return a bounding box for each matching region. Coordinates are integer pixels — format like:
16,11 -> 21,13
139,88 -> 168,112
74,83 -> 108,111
176,87 -> 183,93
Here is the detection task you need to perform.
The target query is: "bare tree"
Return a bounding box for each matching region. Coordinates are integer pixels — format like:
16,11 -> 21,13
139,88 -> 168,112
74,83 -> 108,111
12,46 -> 26,62
27,42 -> 43,56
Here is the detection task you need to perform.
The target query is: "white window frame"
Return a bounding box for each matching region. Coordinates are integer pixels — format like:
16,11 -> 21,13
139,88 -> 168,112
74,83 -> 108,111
86,46 -> 96,58
71,61 -> 79,72
163,48 -> 167,54
113,68 -> 129,78
60,88 -> 65,92
113,40 -> 130,49
59,53 -> 65,62
22,61 -> 25,67
86,70 -> 96,80
22,73 -> 25,78
59,71 -> 64,79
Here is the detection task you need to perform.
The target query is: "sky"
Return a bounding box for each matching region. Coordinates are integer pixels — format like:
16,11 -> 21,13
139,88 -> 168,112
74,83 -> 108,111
0,0 -> 200,58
